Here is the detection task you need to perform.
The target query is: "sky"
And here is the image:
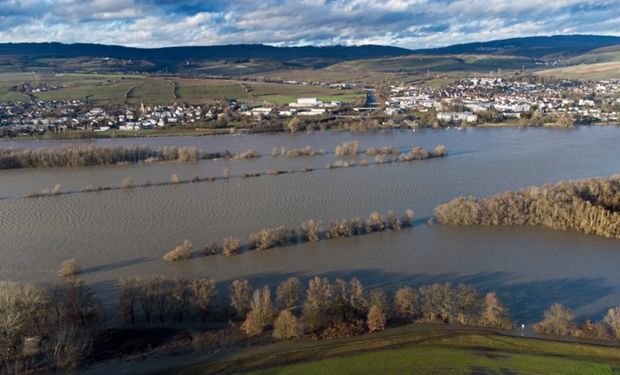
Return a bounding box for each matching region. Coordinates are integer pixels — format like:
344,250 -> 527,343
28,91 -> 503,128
1,0 -> 619,49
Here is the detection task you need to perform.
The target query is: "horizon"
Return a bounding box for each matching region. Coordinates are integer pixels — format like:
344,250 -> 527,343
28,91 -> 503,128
2,33 -> 618,51
1,1 -> 619,49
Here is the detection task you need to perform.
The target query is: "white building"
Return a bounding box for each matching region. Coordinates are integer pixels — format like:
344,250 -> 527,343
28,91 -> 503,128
437,112 -> 478,123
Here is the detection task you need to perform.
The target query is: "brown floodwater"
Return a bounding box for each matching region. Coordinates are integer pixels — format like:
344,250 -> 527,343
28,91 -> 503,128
1,127 -> 619,323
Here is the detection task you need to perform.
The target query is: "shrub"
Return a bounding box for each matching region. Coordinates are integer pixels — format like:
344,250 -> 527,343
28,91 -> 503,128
299,219 -> 322,242
162,240 -> 192,262
203,242 -> 219,256
432,145 -> 446,157
365,212 -> 385,232
334,141 -> 360,156
233,149 -> 260,160
385,211 -> 401,230
58,259 -> 79,278
121,177 -> 133,189
404,208 -> 415,227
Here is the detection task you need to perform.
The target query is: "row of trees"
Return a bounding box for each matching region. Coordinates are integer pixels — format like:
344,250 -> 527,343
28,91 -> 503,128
326,145 -> 446,169
0,279 -> 101,371
162,209 -> 415,260
0,145 -> 232,170
534,304 -> 620,341
9,273 -> 620,373
433,175 -> 620,239
117,276 -> 513,339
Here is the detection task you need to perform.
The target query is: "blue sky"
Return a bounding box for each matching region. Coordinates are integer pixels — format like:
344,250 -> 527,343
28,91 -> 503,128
1,0 -> 619,48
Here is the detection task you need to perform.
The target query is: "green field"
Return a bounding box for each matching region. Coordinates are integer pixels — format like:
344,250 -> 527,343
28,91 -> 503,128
167,326 -> 620,375
0,73 -> 362,106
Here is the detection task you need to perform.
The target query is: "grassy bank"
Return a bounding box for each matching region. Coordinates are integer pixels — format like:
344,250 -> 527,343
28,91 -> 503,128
165,327 -> 620,375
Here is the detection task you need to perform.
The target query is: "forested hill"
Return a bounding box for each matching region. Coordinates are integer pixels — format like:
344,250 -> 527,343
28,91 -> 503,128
413,35 -> 620,58
0,43 -> 413,62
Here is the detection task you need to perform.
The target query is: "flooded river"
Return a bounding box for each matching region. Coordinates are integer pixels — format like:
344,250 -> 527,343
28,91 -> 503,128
1,126 -> 619,323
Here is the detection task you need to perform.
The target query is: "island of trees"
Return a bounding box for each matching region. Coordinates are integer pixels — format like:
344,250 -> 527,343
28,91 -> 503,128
433,175 -> 620,239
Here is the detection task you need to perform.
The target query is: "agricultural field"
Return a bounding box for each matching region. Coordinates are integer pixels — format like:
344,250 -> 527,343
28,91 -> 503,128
0,73 -> 363,106
331,54 -> 537,74
537,61 -> 620,80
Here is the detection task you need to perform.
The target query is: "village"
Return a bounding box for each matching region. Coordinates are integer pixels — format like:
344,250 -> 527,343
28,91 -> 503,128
2,77 -> 620,136
386,77 -> 620,125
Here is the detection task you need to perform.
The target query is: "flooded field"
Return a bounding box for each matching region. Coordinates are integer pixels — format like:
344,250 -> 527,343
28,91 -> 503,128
1,126 -> 620,323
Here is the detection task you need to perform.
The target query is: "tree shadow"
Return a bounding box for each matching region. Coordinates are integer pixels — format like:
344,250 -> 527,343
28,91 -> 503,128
81,257 -> 151,275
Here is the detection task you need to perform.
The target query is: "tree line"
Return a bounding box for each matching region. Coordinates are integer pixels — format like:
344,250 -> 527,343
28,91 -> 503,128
0,275 -> 512,373
0,145 -> 231,170
162,209 -> 416,260
433,175 -> 620,239
22,146 -> 446,199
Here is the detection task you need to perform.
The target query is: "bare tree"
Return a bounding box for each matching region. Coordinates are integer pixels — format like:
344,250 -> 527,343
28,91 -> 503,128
367,304 -> 386,333
273,310 -> 302,340
481,292 -> 512,329
393,287 -> 419,321
604,306 -> 620,340
276,277 -> 303,310
171,278 -> 190,322
190,278 -> 217,323
58,279 -> 100,326
533,304 -> 574,335
302,276 -> 333,331
229,279 -> 252,319
117,277 -> 137,324
242,286 -> 275,336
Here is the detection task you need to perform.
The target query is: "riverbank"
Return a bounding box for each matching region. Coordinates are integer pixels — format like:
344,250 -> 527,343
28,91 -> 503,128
4,121 -> 620,142
81,324 -> 620,375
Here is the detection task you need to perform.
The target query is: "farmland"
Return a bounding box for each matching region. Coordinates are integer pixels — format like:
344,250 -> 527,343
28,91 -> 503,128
0,73 -> 363,106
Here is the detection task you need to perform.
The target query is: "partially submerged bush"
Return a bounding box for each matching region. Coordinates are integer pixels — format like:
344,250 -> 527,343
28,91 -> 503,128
58,259 -> 80,278
222,237 -> 241,256
334,141 -> 360,156
162,240 -> 192,262
434,175 -> 620,239
233,149 -> 260,160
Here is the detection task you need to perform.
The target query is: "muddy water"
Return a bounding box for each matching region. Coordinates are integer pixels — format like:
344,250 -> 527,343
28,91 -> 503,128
1,127 -> 620,323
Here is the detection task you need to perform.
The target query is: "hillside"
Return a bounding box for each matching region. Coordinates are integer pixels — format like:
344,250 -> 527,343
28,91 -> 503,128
1,35 -> 620,75
414,35 -> 620,58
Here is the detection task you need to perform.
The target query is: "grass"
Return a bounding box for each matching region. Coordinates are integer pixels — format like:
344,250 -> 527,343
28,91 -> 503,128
165,326 -> 620,375
252,345 -> 614,375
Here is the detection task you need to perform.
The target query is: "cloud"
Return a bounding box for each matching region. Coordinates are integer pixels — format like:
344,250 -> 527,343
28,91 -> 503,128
0,0 -> 618,48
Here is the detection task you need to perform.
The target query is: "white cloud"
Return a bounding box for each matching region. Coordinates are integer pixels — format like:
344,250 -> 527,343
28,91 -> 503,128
0,0 -> 618,48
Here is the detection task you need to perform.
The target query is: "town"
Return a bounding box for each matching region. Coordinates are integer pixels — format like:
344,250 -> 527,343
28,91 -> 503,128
2,76 -> 620,137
